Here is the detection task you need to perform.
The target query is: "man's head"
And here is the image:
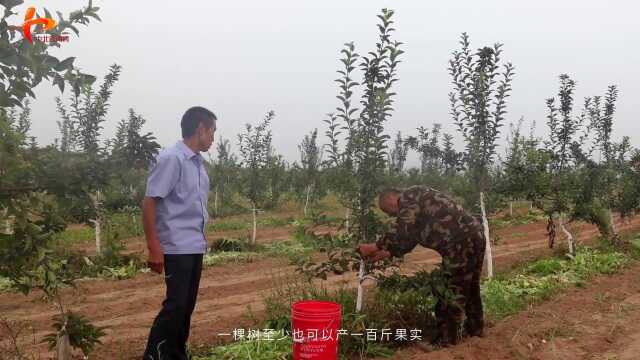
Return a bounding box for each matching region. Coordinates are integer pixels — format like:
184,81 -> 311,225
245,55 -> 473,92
181,106 -> 217,152
378,188 -> 402,216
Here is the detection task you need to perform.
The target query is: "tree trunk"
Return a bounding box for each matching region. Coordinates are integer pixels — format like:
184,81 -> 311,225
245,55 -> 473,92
90,190 -> 102,255
4,216 -> 12,234
509,201 -> 513,218
214,187 -> 219,215
609,209 -> 619,244
559,213 -> 575,256
89,218 -> 101,255
304,184 -> 311,217
345,208 -> 350,232
356,259 -> 365,313
56,332 -> 71,360
251,205 -> 257,245
480,192 -> 493,278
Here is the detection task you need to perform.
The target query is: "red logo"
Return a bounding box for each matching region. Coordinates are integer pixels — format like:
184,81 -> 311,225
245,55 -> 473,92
22,6 -> 57,44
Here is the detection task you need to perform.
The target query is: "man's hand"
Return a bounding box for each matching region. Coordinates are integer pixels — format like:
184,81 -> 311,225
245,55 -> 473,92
142,196 -> 164,274
357,243 -> 391,262
147,247 -> 164,274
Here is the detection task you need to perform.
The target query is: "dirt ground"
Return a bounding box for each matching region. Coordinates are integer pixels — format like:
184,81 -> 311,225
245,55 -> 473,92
389,255 -> 640,360
1,215 -> 639,359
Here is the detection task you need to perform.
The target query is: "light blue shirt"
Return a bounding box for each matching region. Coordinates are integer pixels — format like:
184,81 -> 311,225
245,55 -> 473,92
145,141 -> 210,254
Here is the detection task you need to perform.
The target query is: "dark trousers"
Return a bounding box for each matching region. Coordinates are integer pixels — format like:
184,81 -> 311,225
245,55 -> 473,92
143,254 -> 203,360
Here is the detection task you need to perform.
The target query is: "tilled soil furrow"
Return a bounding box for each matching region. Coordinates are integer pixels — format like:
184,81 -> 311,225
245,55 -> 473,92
2,215 -> 638,359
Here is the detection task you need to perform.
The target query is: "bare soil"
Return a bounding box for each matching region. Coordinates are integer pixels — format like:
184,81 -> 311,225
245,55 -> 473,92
1,215 -> 639,359
389,255 -> 640,360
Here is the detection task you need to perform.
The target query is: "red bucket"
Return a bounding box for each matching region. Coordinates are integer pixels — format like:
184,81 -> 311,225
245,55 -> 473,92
291,300 -> 342,360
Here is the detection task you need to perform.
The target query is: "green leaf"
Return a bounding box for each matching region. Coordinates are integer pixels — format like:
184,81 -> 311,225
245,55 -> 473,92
52,73 -> 65,93
0,0 -> 24,11
54,57 -> 75,71
86,12 -> 101,21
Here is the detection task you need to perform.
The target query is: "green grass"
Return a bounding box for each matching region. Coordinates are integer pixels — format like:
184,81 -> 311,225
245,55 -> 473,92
192,337 -> 292,360
202,239 -> 312,268
206,216 -> 295,233
207,220 -> 248,232
259,216 -> 294,228
0,276 -> 13,292
98,260 -> 150,280
482,246 -> 630,319
51,226 -> 95,245
489,208 -> 546,229
261,240 -> 313,260
203,251 -> 263,267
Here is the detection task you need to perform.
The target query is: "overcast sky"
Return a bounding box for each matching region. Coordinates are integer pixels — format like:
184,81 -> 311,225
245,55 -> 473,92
19,0 -> 640,166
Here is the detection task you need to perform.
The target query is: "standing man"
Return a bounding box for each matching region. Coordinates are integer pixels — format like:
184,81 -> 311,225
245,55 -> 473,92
358,186 -> 486,346
142,106 -> 216,360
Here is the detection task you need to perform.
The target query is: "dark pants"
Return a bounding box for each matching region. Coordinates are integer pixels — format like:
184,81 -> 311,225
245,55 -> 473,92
143,254 -> 203,360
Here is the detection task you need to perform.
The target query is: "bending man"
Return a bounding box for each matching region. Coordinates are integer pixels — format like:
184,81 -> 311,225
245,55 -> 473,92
359,185 -> 486,345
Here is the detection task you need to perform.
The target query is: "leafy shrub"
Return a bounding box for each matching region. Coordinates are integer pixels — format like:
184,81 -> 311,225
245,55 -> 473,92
257,274 -> 395,358
51,226 -> 95,246
48,245 -> 146,280
99,259 -> 149,280
373,267 -> 457,343
43,312 -> 107,357
0,276 -> 13,292
525,258 -> 565,276
210,238 -> 249,252
256,269 -> 451,358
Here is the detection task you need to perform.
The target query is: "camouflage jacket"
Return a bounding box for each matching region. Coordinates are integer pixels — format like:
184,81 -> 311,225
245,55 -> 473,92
375,186 -> 485,267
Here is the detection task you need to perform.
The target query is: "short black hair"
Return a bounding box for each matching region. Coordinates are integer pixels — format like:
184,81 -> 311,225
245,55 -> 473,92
181,106 -> 217,139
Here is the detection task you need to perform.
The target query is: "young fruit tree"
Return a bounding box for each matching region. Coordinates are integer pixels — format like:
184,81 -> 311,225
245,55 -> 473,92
500,119 -> 551,217
584,86 -> 623,242
405,124 -> 463,192
388,131 -> 409,175
543,74 -> 589,255
448,32 -> 515,278
238,111 -> 274,245
615,149 -> 640,219
570,85 -> 638,245
298,129 -> 322,216
110,108 -> 161,170
105,108 -> 160,212
207,137 -> 239,216
55,64 -> 122,255
407,124 -> 443,175
265,150 -> 288,209
315,9 -> 403,312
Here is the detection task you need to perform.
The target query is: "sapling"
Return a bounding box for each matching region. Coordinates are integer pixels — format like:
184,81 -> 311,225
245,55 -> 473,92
238,111 -> 274,245
317,9 -> 403,312
449,33 -> 515,277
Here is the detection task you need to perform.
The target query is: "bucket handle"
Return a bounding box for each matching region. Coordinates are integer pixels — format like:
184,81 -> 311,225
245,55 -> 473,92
292,318 -> 336,344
